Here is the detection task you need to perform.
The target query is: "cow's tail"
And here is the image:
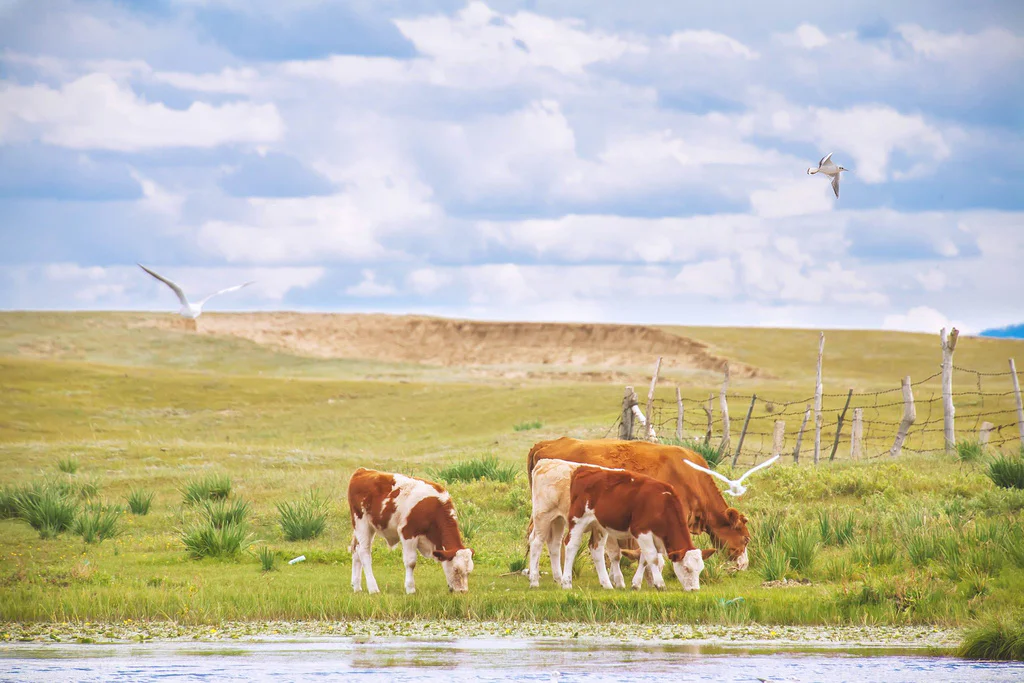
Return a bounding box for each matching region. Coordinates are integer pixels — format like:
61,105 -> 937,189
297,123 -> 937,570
526,440 -> 549,490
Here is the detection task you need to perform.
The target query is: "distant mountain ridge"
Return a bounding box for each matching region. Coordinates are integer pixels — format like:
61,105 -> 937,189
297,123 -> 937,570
981,324 -> 1024,339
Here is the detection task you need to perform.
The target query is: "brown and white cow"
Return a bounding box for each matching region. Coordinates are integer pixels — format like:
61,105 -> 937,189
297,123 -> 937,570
347,468 -> 474,594
528,437 -> 751,569
561,464 -> 715,591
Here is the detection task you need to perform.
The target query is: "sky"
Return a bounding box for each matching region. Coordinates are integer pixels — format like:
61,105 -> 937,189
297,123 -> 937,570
1,0 -> 1022,334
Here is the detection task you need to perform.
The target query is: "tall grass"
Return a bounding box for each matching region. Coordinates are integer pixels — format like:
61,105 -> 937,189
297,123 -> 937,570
959,619 -> 1024,661
277,491 -> 328,541
431,455 -> 518,484
987,450 -> 1024,490
756,544 -> 789,582
955,440 -> 984,465
181,522 -> 249,559
125,488 -> 154,515
14,484 -> 78,538
56,456 -> 79,474
754,510 -> 785,546
73,505 -> 121,543
689,441 -> 725,469
782,527 -> 819,573
181,474 -> 231,505
513,420 -> 543,432
255,546 -> 276,572
817,510 -> 854,547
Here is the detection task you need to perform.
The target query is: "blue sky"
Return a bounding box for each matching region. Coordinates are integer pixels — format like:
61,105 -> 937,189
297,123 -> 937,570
1,0 -> 1022,333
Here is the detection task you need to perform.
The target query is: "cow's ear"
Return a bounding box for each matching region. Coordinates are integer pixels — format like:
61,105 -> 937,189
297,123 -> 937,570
701,548 -> 717,560
667,549 -> 687,563
433,548 -> 456,562
726,507 -> 746,529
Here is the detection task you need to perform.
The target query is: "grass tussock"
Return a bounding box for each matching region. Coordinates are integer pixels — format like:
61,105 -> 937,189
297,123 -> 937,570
955,439 -> 985,465
73,505 -> 121,543
56,456 -> 79,474
14,483 -> 79,538
987,449 -> 1024,490
181,474 -> 231,505
203,499 -> 250,529
125,488 -> 154,515
431,455 -> 518,484
181,522 -> 249,559
513,420 -> 543,432
782,527 -> 819,573
688,441 -> 726,469
256,546 -> 276,572
959,619 -> 1024,661
277,491 -> 328,541
756,544 -> 789,582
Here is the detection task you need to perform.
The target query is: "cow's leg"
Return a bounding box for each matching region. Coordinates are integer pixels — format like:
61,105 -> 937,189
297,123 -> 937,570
350,535 -> 363,592
633,532 -> 665,591
528,523 -> 545,588
353,520 -> 379,594
606,541 -> 626,589
589,529 -> 614,590
561,517 -> 589,590
645,553 -> 665,587
547,517 -> 566,585
401,537 -> 419,594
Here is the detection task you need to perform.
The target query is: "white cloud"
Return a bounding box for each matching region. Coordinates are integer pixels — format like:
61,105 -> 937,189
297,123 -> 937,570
667,30 -> 758,59
130,169 -> 184,217
0,73 -> 284,150
750,180 -> 834,218
406,268 -> 452,296
345,269 -> 396,297
792,23 -> 830,49
916,269 -> 947,292
897,25 -> 1024,61
882,306 -> 969,335
673,258 -> 737,299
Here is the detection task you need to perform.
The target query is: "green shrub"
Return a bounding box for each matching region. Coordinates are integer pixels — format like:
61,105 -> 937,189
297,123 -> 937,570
508,557 -> 527,574
73,505 -> 121,543
203,499 -> 249,529
15,485 -> 78,538
689,441 -> 726,469
959,619 -> 1024,661
431,455 -> 518,484
181,474 -> 231,505
955,440 -> 984,465
513,420 -> 543,432
782,526 -> 819,573
855,532 -> 897,566
756,544 -> 789,582
182,522 -> 249,558
277,491 -> 328,541
0,486 -> 20,519
56,457 -> 79,474
125,488 -> 154,515
256,546 -> 276,572
987,451 -> 1024,490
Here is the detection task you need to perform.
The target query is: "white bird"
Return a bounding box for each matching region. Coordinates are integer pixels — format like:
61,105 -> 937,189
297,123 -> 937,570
807,152 -> 849,199
684,455 -> 780,497
138,263 -> 253,319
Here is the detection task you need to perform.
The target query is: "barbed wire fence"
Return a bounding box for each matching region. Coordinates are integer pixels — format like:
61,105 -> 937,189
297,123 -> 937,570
607,328 -> 1024,467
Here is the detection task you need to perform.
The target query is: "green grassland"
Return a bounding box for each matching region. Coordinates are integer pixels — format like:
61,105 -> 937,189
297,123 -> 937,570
1,312 -> 1023,633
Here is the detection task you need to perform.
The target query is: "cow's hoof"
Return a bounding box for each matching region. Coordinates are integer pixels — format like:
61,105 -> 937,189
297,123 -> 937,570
559,582 -> 573,590
406,587 -> 416,595
529,582 -> 540,589
352,586 -> 362,593
368,587 -> 381,595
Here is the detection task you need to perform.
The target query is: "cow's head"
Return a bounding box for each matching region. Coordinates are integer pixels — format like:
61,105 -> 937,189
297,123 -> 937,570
709,507 -> 750,569
669,548 -> 716,591
436,547 -> 474,593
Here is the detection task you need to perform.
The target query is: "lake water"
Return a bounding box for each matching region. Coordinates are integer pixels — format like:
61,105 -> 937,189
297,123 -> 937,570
2,638 -> 1021,682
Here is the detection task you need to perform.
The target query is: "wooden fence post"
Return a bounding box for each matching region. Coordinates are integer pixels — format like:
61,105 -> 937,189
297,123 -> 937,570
1010,358 -> 1024,443
644,356 -> 662,434
793,405 -> 810,463
631,404 -> 657,441
732,394 -> 757,467
979,421 -> 994,446
850,408 -> 863,460
941,327 -> 959,453
719,365 -> 731,453
772,420 -> 785,462
829,389 -> 853,462
620,386 -> 638,440
703,393 -> 713,445
890,376 -> 916,457
675,387 -> 684,441
814,332 -> 824,465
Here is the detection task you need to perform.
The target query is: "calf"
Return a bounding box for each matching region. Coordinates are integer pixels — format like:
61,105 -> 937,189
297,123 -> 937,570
347,468 -> 474,594
561,465 -> 714,591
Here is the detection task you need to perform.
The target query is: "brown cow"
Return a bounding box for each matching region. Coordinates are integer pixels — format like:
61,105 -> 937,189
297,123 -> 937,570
348,468 -> 474,594
528,437 -> 751,569
562,464 -> 715,590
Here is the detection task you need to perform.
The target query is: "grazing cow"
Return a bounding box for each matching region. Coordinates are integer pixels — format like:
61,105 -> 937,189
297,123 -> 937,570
347,468 -> 474,594
528,438 -> 751,569
561,465 -> 715,590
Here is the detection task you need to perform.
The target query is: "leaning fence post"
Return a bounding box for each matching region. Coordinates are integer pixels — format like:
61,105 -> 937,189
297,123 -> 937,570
941,327 -> 959,454
771,420 -> 785,462
703,393 -> 713,445
675,387 -> 684,441
732,394 -> 757,467
850,408 -> 863,460
829,388 -> 853,462
719,365 -> 731,452
979,421 -> 994,446
644,356 -> 662,433
631,404 -> 657,441
793,405 -> 810,463
1010,358 -> 1024,443
814,332 -> 825,465
890,376 -> 916,457
620,386 -> 638,440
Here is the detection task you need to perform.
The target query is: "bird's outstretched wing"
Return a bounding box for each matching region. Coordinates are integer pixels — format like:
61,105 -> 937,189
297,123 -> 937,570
138,264 -> 189,307
684,459 -> 736,486
819,152 -> 833,167
197,281 -> 255,307
735,455 -> 780,485
831,173 -> 840,198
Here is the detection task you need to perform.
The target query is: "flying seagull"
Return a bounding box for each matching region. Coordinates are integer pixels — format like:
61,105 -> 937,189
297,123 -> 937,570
684,455 -> 780,497
138,264 -> 253,319
807,152 -> 849,199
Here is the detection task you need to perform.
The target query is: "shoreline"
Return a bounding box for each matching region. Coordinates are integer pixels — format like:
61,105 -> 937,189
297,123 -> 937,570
0,620 -> 962,651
